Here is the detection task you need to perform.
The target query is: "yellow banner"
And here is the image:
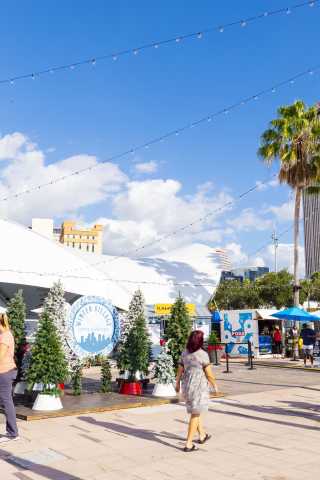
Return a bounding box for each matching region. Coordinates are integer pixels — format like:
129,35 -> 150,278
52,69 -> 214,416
154,303 -> 196,316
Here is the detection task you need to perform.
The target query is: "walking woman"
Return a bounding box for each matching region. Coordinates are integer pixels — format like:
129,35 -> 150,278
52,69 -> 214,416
0,313 -> 19,443
176,330 -> 218,452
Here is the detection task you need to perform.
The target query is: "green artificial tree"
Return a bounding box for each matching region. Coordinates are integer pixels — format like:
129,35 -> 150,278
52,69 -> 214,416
71,358 -> 83,396
117,289 -> 146,372
100,357 -> 112,393
165,294 -> 192,369
43,281 -> 74,373
153,343 -> 175,385
27,311 -> 68,395
125,313 -> 150,380
7,290 -> 26,378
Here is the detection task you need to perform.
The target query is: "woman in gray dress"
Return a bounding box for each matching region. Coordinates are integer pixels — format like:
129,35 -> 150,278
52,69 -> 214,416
176,330 -> 218,452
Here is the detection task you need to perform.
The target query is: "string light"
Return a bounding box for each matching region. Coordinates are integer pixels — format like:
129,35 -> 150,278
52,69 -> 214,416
0,0 -> 317,87
1,63 -> 320,205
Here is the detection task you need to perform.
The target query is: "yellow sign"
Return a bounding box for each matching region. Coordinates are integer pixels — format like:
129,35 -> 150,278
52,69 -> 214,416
154,303 -> 196,316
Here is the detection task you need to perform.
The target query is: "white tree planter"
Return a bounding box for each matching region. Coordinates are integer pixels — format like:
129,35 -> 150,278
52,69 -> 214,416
32,393 -> 63,411
14,381 -> 27,395
152,383 -> 176,397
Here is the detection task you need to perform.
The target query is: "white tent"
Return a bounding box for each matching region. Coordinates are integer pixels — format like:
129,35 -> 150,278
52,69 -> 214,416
0,219 -> 221,312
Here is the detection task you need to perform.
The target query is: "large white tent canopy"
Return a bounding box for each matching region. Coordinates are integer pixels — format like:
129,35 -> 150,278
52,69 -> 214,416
0,219 -> 221,312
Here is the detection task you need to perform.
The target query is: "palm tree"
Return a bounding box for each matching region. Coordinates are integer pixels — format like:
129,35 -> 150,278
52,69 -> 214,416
258,100 -> 320,306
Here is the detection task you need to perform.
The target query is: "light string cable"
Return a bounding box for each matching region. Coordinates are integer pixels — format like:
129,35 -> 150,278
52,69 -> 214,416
1,62 -> 320,206
1,1 -> 318,87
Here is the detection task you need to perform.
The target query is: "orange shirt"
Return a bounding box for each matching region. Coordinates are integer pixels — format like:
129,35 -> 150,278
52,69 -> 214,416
0,330 -> 16,374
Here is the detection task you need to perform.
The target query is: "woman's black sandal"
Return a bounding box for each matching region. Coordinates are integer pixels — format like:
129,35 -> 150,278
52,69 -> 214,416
198,433 -> 212,444
183,444 -> 198,452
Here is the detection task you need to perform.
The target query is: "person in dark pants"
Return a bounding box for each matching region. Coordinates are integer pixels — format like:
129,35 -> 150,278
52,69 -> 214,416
0,313 -> 19,443
300,323 -> 316,367
273,326 -> 282,358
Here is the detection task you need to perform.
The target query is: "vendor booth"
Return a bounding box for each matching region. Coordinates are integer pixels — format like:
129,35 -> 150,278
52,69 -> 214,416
220,309 -> 281,357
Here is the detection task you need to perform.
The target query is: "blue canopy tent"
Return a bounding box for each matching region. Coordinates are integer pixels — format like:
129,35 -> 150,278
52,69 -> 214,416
211,310 -> 222,324
271,307 -> 320,322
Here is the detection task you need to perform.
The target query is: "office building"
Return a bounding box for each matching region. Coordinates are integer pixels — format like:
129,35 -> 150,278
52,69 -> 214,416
31,218 -> 104,255
303,191 -> 320,278
221,266 -> 269,283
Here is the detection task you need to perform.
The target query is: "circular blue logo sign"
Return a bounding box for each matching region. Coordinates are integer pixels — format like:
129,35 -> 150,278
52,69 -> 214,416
66,296 -> 120,359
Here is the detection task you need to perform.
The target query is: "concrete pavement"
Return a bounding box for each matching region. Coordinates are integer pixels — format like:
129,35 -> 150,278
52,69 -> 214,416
1,367 -> 320,479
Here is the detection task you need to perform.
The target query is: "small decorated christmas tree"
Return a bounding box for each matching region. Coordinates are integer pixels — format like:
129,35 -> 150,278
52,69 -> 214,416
165,294 -> 192,368
71,358 -> 83,396
43,281 -> 74,372
100,357 -> 112,393
125,313 -> 150,380
7,290 -> 26,378
154,343 -> 175,385
27,311 -> 68,395
117,289 -> 146,372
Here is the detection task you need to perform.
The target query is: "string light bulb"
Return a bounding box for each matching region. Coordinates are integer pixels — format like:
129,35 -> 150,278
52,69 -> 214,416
309,1 -> 315,6
133,49 -> 139,55
112,55 -> 118,61
175,37 -> 181,42
91,58 -> 96,66
197,32 -> 203,39
286,8 -> 291,14
154,44 -> 159,49
219,26 -> 224,33
241,20 -> 247,27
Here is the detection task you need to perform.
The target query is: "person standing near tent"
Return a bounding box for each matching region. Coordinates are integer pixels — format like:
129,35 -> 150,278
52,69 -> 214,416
300,323 -> 316,367
0,313 -> 19,443
272,326 -> 282,358
175,330 -> 219,452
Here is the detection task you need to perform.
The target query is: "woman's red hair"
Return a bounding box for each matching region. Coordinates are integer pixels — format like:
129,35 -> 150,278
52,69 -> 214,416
186,330 -> 204,353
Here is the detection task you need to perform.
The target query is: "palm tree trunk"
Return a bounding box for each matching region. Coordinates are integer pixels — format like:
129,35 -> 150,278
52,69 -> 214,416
293,187 -> 302,307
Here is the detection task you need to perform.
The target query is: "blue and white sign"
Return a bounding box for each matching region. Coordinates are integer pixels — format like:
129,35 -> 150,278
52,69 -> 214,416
66,296 -> 120,359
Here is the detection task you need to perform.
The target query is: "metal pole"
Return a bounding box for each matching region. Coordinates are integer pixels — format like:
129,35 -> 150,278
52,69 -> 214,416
248,341 -> 254,370
271,230 -> 279,273
223,343 -> 231,373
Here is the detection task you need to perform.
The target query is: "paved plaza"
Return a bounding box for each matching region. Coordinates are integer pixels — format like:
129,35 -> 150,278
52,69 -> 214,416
1,365 -> 320,479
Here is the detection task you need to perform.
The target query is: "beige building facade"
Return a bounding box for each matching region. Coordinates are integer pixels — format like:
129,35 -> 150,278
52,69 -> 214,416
31,218 -> 104,254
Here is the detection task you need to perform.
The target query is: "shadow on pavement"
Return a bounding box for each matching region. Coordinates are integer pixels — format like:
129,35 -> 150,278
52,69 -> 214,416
78,416 -> 184,451
214,399 -> 320,423
210,402 -> 320,432
0,447 -> 83,480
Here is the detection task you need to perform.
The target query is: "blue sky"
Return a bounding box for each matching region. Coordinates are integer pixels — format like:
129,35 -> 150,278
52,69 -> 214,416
0,1 -> 319,272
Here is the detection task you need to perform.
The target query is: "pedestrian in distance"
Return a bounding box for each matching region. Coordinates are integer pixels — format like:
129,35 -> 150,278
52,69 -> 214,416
0,313 -> 19,443
272,325 -> 282,358
175,330 -> 219,452
300,323 -> 316,367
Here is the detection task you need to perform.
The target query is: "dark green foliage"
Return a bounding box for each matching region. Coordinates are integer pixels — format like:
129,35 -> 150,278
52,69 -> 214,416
7,290 -> 26,376
100,357 -> 112,393
125,313 -> 150,380
214,270 -> 310,310
71,360 -> 83,396
27,311 -> 68,395
207,330 -> 219,346
165,295 -> 192,368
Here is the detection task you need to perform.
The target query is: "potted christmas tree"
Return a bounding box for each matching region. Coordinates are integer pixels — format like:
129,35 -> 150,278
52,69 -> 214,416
27,311 -> 68,411
117,289 -> 145,381
7,290 -> 27,392
165,294 -> 191,369
100,357 -> 112,393
152,342 -> 176,397
207,330 -> 223,365
120,313 -> 150,395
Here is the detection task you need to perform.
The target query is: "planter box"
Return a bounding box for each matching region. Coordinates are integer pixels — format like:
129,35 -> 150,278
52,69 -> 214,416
152,383 -> 176,398
32,393 -> 63,411
119,382 -> 142,395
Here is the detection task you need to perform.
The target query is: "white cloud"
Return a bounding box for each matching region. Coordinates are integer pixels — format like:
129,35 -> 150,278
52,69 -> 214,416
268,199 -> 294,222
255,178 -> 279,191
0,132 -> 27,160
134,161 -> 158,174
96,179 -> 234,255
0,132 -> 128,223
228,208 -> 273,232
